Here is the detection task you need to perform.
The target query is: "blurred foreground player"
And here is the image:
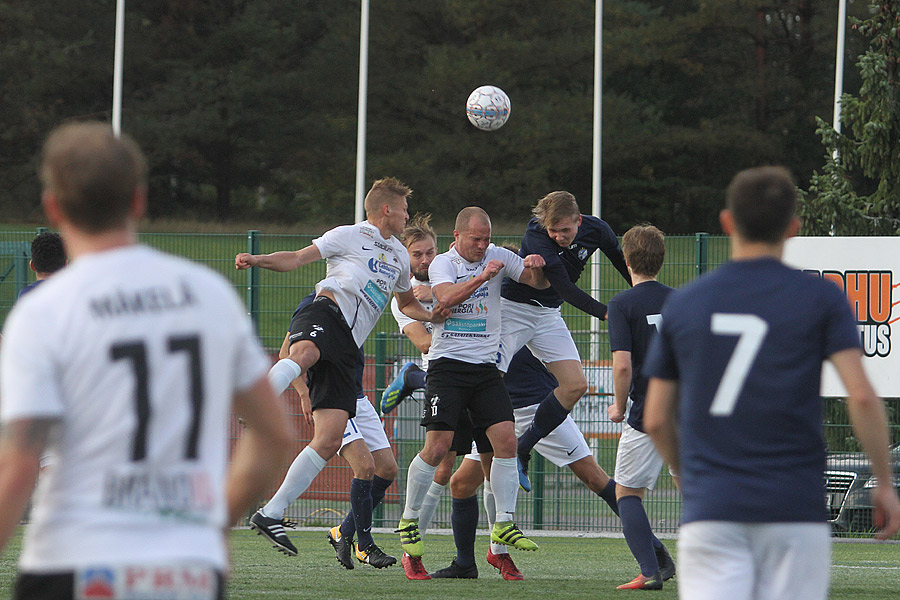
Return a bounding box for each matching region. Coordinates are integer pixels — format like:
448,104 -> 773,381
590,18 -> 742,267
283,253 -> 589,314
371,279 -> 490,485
0,122 -> 294,600
644,166 -> 900,600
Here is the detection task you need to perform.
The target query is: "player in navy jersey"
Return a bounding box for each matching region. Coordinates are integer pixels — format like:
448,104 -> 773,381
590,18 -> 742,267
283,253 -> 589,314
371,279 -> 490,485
17,232 -> 66,300
644,166 -> 900,600
498,191 -> 631,497
606,224 -> 676,591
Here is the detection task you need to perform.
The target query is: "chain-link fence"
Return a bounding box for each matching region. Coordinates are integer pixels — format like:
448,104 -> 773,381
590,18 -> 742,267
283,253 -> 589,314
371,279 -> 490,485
1,228 -> 894,538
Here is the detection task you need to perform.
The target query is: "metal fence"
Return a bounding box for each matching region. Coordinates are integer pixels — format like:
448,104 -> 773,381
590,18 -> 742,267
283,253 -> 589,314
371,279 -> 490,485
1,229 -> 894,538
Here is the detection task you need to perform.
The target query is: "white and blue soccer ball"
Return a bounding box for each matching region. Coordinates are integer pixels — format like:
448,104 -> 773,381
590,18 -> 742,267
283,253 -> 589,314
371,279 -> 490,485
465,85 -> 511,131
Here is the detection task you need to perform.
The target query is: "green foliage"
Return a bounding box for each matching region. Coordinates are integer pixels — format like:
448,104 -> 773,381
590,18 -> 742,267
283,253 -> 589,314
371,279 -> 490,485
0,1 -> 873,234
802,2 -> 900,235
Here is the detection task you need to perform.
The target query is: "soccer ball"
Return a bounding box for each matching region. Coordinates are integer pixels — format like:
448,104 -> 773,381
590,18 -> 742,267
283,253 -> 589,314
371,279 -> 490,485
465,85 -> 511,131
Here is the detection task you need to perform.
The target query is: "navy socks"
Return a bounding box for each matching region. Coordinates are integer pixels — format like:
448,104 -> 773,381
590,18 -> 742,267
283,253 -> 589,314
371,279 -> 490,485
618,495 -> 659,577
451,495 -> 479,568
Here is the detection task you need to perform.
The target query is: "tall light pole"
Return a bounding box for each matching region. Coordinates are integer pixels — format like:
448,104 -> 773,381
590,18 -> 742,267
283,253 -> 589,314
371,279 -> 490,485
112,0 -> 125,137
354,0 -> 370,223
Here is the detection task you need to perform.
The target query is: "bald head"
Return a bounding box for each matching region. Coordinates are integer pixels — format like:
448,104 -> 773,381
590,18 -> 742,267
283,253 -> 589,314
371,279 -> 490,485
455,206 -> 491,234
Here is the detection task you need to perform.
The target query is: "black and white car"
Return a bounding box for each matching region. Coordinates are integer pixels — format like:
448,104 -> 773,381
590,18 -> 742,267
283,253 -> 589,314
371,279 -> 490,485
825,442 -> 900,532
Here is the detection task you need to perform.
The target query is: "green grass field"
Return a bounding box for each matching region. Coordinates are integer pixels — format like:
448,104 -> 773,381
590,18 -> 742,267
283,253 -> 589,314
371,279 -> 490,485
1,528 -> 897,599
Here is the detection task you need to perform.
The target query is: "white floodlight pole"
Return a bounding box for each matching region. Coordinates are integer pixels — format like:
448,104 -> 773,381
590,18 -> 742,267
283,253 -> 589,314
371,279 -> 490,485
112,0 -> 125,137
590,0 -> 603,362
833,0 -> 847,140
354,0 -> 370,223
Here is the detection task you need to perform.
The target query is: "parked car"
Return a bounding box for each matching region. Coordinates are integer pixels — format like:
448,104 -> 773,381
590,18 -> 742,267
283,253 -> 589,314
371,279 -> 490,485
825,442 -> 900,532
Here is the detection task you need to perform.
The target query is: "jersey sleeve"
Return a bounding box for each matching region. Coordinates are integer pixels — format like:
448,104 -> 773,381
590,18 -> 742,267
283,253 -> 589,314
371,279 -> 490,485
498,247 -> 526,282
390,295 -> 418,333
607,297 -> 632,352
311,224 -> 353,259
594,220 -> 632,286
0,300 -> 65,422
428,254 -> 456,287
220,282 -> 272,392
822,282 -> 864,358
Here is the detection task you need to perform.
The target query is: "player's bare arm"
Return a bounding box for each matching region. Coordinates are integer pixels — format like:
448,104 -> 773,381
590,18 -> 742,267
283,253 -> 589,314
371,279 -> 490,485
235,244 -> 322,272
226,377 -> 295,525
395,289 -> 449,323
608,350 -> 632,423
830,347 -> 900,539
0,418 -> 58,553
402,322 -> 432,355
516,253 -> 550,289
432,259 -> 504,308
412,284 -> 433,303
643,377 -> 680,478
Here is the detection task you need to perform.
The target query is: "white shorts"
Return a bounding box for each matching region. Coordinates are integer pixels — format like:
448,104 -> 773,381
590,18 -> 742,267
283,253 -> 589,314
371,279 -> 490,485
677,521 -> 830,600
462,405 -> 591,467
497,299 -> 581,372
340,395 -> 391,453
614,423 -> 665,489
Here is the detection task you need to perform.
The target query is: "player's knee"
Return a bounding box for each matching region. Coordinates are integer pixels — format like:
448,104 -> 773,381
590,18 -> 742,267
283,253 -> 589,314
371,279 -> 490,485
375,458 -> 398,482
558,379 -> 588,405
434,460 -> 454,486
449,473 -> 481,498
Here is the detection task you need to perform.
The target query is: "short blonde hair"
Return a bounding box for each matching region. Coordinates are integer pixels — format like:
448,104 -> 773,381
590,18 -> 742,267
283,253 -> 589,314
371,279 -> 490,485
401,212 -> 437,248
364,177 -> 411,215
532,191 -> 579,228
40,121 -> 146,234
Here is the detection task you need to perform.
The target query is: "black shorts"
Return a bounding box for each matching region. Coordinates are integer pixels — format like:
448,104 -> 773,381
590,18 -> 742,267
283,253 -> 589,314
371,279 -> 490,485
450,411 -> 492,455
14,571 -> 225,600
288,296 -> 358,416
422,358 -> 514,433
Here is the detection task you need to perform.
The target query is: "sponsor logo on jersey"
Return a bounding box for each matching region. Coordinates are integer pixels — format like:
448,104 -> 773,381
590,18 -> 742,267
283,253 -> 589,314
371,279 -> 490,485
368,255 -> 401,279
363,280 -> 389,311
811,269 -> 894,358
102,467 -> 215,523
77,568 -> 116,598
444,317 -> 487,333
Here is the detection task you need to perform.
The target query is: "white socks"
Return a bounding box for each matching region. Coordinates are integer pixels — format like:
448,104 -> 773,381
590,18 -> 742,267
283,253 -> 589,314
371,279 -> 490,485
418,481 -> 446,533
483,479 -> 508,555
401,454 -> 437,520
262,446 -> 326,518
489,456 -> 518,524
268,358 -> 302,396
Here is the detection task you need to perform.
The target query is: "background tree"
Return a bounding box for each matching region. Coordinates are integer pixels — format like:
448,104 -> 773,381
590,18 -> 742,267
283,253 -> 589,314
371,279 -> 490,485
801,0 -> 900,235
0,0 -> 874,234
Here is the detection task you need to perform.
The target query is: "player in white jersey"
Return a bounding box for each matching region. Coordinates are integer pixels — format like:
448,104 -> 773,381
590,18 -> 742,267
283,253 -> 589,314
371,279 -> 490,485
0,122 -> 294,600
396,207 -> 548,577
235,178 -> 446,563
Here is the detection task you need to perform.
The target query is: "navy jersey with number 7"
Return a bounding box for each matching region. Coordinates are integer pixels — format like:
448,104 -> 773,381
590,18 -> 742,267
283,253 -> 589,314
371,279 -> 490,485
644,257 -> 860,524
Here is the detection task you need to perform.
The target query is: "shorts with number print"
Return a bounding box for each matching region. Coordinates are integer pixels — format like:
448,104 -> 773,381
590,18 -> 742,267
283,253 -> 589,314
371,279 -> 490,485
288,296 -> 358,416
421,358 -> 513,432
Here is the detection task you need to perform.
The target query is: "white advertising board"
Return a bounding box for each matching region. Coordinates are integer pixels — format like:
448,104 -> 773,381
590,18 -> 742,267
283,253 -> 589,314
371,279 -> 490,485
783,236 -> 900,397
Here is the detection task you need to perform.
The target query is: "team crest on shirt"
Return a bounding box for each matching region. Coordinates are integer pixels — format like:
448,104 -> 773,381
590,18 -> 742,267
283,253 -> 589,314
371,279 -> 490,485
577,247 -> 589,261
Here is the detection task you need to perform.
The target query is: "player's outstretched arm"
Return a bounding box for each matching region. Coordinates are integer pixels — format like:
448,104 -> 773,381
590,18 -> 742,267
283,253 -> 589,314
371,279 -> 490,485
644,378 -> 681,478
516,254 -> 550,289
395,289 -> 449,324
831,348 -> 900,539
402,322 -> 432,355
0,418 -> 56,553
227,377 -> 295,525
235,245 -> 322,272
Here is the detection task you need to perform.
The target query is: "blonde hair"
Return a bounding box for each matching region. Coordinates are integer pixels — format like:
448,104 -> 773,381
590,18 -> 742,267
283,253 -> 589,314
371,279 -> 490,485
401,212 -> 437,248
364,177 -> 411,215
622,224 -> 665,277
532,191 -> 579,228
40,121 -> 146,234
